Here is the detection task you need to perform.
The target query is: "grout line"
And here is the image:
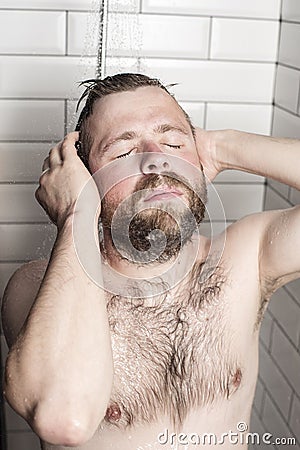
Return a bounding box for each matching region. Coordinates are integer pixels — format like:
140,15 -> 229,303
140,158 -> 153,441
288,393 -> 294,423
0,260 -> 44,264
281,19 -> 300,25
267,183 -> 294,206
296,78 -> 300,116
258,364 -> 298,439
0,7 -> 280,21
0,182 -> 39,185
130,11 -> 280,21
270,13 -> 281,136
272,102 -> 300,119
0,97 -> 76,102
287,186 -> 292,203
260,338 -> 300,404
268,316 -> 275,352
0,140 -> 59,144
283,285 -> 300,309
65,11 -> 69,56
208,17 -> 213,59
0,8 -> 92,13
0,53 -> 277,64
260,388 -> 266,419
108,55 -> 277,63
279,0 -> 283,20
277,61 -> 300,72
0,221 -> 52,225
263,390 -> 298,443
139,0 -> 143,14
262,179 -> 268,211
0,53 -> 95,58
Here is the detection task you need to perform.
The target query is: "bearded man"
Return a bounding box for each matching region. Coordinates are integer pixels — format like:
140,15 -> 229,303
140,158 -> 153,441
2,73 -> 300,449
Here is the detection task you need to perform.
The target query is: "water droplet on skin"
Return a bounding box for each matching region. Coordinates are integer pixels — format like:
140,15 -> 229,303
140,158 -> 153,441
24,398 -> 28,403
178,311 -> 186,321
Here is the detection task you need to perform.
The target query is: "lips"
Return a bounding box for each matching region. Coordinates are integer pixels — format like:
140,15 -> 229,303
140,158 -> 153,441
144,187 -> 183,202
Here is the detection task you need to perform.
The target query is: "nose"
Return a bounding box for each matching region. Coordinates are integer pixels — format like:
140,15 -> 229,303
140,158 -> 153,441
140,143 -> 171,175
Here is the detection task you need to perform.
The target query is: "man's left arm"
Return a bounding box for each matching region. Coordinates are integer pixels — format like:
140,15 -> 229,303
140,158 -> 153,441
197,129 -> 300,292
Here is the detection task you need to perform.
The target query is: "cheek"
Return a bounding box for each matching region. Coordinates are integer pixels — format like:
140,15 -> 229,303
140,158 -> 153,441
103,176 -> 138,205
180,150 -> 202,169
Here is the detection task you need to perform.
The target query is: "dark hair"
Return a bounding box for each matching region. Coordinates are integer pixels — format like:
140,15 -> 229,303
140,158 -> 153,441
75,73 -> 195,169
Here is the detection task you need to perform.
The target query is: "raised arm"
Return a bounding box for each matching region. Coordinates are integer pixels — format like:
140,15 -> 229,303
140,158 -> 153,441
196,129 -> 300,293
1,133 -> 113,446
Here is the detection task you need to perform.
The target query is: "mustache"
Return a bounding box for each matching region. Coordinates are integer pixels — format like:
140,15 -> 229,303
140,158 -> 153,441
134,172 -> 192,193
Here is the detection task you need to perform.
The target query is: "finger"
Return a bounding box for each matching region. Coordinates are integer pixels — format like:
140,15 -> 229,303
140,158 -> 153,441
49,145 -> 63,167
60,132 -> 80,161
42,156 -> 50,172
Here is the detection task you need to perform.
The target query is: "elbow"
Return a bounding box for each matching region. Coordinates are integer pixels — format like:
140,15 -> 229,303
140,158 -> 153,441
33,416 -> 94,447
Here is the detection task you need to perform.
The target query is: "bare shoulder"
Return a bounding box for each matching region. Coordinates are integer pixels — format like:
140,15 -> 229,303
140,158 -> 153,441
222,207 -> 300,291
216,210 -> 275,269
1,259 -> 48,348
224,210 -> 277,245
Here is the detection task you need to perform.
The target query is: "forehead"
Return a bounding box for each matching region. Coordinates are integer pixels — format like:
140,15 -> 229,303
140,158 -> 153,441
89,86 -> 188,137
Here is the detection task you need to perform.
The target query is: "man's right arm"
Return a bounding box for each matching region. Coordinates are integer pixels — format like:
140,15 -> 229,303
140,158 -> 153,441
1,133 -> 114,447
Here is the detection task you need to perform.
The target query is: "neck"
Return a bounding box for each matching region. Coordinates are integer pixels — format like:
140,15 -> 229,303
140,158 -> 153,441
100,229 -> 210,301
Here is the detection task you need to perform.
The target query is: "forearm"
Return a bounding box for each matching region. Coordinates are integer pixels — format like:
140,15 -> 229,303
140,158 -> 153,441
216,129 -> 300,190
4,216 -> 113,445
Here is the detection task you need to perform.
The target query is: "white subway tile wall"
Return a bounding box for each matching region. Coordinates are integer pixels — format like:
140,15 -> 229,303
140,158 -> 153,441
4,0 -> 300,448
206,104 -> 272,134
0,2 -> 98,446
0,11 -> 66,55
107,14 -> 210,58
139,59 -> 275,103
142,0 -> 281,19
261,3 -> 300,442
282,0 -> 300,22
278,22 -> 300,69
275,65 -> 300,114
273,106 -> 300,139
211,19 -> 279,62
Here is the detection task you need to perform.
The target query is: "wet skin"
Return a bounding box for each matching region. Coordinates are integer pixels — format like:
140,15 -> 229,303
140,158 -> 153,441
3,87 -> 300,449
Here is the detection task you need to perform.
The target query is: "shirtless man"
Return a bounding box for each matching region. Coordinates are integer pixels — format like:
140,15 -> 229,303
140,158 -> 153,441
2,73 -> 300,450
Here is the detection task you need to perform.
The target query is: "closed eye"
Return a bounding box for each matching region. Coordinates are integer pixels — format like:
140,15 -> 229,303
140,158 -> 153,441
116,149 -> 134,159
166,144 -> 182,149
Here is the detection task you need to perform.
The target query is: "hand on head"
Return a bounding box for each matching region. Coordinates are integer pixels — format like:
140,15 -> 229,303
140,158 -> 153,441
36,132 -> 100,230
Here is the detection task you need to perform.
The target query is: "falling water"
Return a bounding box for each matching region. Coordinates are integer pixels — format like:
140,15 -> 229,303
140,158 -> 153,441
96,0 -> 109,78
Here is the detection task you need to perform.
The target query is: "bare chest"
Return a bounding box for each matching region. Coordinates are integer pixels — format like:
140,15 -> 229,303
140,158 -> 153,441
103,263 -> 244,430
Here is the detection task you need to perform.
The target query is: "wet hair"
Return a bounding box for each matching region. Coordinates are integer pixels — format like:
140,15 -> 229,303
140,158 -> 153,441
75,73 -> 195,170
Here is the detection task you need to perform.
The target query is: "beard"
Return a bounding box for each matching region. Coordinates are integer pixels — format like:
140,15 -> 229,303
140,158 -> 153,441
100,172 -> 207,264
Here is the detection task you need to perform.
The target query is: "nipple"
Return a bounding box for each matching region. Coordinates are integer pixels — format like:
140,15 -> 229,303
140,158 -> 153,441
227,368 -> 243,398
232,368 -> 242,388
105,403 -> 122,422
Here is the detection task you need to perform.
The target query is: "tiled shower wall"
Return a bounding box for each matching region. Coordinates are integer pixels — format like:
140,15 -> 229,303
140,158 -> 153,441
251,0 -> 300,447
0,0 -> 284,448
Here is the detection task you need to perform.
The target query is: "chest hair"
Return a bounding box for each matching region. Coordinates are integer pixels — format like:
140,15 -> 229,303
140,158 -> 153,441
105,259 -> 241,429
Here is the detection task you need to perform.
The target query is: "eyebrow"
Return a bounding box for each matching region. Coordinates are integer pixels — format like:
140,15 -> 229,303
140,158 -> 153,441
101,123 -> 189,154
